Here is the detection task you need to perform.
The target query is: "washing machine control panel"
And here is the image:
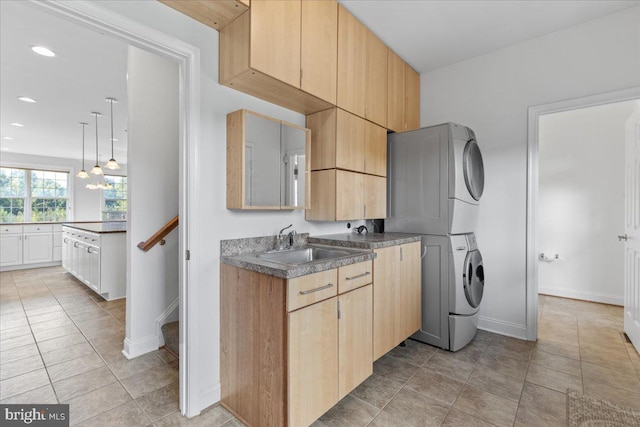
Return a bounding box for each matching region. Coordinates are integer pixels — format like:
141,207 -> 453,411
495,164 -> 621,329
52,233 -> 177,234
466,233 -> 478,251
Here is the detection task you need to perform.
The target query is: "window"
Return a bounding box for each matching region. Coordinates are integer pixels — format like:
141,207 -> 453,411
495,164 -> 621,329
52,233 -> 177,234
0,167 -> 70,223
103,175 -> 127,220
0,168 -> 26,222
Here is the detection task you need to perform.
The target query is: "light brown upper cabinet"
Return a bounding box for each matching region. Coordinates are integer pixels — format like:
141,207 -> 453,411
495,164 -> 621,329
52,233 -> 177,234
364,120 -> 387,177
158,0 -> 249,31
307,170 -> 385,221
220,0 -> 335,115
337,5 -> 367,118
227,109 -> 310,210
307,108 -> 386,177
388,48 -> 421,133
250,0 -> 300,88
365,31 -> 388,127
301,0 -> 338,104
405,64 -> 420,131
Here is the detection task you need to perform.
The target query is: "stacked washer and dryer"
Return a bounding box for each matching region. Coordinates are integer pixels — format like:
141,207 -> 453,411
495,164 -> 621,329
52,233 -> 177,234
386,123 -> 485,351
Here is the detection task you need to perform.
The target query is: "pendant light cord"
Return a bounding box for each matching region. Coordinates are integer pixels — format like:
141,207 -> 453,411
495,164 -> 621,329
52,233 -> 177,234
110,99 -> 114,158
95,113 -> 99,165
81,123 -> 85,170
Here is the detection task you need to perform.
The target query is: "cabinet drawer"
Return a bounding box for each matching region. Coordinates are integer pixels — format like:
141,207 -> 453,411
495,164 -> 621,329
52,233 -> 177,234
287,269 -> 338,312
338,260 -> 372,294
0,225 -> 23,235
52,224 -> 63,232
23,224 -> 53,233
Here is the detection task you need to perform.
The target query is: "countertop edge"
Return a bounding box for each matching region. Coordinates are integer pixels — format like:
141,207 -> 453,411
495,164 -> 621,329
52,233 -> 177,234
221,251 -> 376,279
308,234 -> 422,249
62,223 -> 126,234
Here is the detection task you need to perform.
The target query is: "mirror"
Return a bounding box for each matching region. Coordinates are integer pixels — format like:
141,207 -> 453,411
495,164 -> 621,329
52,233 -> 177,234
227,109 -> 310,210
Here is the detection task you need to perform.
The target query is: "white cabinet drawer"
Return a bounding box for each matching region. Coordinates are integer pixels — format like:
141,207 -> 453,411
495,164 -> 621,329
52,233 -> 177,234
0,225 -> 23,235
23,224 -> 53,233
52,224 -> 63,232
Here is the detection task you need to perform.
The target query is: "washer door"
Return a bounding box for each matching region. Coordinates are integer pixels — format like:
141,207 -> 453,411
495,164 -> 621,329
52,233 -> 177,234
463,139 -> 484,201
463,249 -> 484,308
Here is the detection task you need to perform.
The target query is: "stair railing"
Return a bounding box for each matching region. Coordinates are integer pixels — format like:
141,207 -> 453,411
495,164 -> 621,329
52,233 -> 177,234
137,215 -> 179,252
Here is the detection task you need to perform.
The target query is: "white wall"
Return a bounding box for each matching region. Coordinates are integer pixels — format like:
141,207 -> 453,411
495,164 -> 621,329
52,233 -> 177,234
538,101 -> 636,305
94,0 -> 357,414
421,7 -> 640,337
0,152 -> 127,221
124,46 -> 180,358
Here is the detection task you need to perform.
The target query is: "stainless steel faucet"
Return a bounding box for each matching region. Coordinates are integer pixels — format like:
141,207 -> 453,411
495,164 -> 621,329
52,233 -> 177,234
277,224 -> 296,250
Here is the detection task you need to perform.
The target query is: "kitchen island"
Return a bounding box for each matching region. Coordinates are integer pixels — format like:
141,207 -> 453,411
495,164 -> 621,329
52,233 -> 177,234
62,222 -> 126,300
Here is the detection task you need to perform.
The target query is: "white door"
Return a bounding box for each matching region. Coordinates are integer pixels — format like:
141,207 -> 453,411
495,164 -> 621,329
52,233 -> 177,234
624,108 -> 640,352
23,233 -> 53,264
0,235 -> 23,267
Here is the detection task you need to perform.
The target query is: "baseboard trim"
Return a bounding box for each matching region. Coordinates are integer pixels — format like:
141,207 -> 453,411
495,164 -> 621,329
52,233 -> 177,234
156,297 -> 179,347
122,335 -> 158,359
539,287 -> 623,306
478,316 -> 528,340
1,261 -> 62,272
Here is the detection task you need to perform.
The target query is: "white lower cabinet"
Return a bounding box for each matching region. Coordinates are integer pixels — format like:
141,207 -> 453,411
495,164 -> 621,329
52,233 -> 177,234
62,226 -> 124,301
0,234 -> 23,267
23,233 -> 53,264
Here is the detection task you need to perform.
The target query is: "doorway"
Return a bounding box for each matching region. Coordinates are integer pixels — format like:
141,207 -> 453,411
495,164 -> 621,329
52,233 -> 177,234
526,87 -> 640,341
27,0 -> 200,417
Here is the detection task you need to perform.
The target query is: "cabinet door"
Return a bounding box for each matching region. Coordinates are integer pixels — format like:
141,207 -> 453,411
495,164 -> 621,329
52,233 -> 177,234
373,246 -> 399,360
301,0 -> 337,104
364,120 -> 387,177
339,284 -> 373,399
337,5 -> 366,118
336,170 -> 365,220
405,64 -> 420,131
0,235 -> 23,267
85,246 -> 101,293
396,242 -> 422,342
364,174 -> 386,220
365,30 -> 387,127
250,0 -> 301,88
387,49 -> 405,133
61,235 -> 69,270
288,297 -> 338,427
23,233 -> 52,264
336,109 -> 365,173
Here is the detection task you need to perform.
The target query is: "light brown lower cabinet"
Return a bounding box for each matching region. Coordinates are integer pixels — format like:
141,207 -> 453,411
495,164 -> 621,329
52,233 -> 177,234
221,262 -> 373,427
373,241 -> 422,360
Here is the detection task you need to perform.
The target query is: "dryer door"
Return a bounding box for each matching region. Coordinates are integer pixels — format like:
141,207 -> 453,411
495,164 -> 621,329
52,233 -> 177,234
463,139 -> 484,201
463,249 -> 484,308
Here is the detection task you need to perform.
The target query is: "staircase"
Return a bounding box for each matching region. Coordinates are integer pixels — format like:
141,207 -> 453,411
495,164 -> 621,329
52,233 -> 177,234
161,321 -> 179,357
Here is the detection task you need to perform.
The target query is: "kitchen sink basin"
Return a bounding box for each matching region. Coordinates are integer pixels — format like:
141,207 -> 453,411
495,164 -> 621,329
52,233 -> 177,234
255,245 -> 355,266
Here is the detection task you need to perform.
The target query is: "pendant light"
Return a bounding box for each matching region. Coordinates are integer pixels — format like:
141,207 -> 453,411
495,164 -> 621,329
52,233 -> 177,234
90,112 -> 103,175
104,97 -> 120,170
76,122 -> 89,179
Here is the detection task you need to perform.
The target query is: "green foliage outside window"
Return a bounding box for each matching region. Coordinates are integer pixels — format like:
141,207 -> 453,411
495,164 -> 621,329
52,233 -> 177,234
103,175 -> 127,220
0,167 -> 69,222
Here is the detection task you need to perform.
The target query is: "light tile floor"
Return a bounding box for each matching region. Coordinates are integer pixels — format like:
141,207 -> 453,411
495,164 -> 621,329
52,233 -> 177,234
2,268 -> 640,426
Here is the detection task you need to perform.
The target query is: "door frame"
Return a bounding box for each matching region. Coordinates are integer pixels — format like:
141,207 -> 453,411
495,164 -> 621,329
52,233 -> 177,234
525,87 -> 640,341
28,0 -> 201,417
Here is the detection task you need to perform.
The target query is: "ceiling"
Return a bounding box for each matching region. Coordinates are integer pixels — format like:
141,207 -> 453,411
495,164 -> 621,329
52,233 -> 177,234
0,1 -> 128,163
340,0 -> 639,73
1,1 -> 638,163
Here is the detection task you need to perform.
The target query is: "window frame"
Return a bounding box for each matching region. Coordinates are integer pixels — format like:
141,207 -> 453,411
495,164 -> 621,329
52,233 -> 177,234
0,162 -> 74,223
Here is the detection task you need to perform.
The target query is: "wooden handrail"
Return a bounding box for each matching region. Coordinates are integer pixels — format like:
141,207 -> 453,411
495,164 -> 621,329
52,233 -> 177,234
137,215 -> 179,252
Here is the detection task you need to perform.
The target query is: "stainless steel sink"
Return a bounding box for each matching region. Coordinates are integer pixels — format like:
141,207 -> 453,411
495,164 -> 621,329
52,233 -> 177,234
254,245 -> 355,266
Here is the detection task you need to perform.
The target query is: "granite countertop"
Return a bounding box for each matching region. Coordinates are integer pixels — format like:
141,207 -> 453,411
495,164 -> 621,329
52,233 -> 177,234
220,233 -> 375,279
308,232 -> 422,249
62,222 -> 127,234
1,220 -> 125,226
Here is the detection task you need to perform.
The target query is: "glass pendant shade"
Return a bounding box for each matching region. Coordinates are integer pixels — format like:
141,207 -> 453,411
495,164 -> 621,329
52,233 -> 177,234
77,122 -> 89,179
104,98 -> 120,170
90,164 -> 103,175
85,183 -> 97,190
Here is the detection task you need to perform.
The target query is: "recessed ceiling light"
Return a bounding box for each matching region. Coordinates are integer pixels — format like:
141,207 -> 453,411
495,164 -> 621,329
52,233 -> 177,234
31,45 -> 56,57
10,123 -> 24,127
18,97 -> 37,103
2,137 -> 15,140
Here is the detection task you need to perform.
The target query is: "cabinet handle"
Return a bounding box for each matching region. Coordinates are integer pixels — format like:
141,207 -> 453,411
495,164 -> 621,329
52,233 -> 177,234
299,283 -> 333,295
18,235 -> 22,241
400,247 -> 403,261
73,242 -> 79,248
24,235 -> 27,240
345,271 -> 371,281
